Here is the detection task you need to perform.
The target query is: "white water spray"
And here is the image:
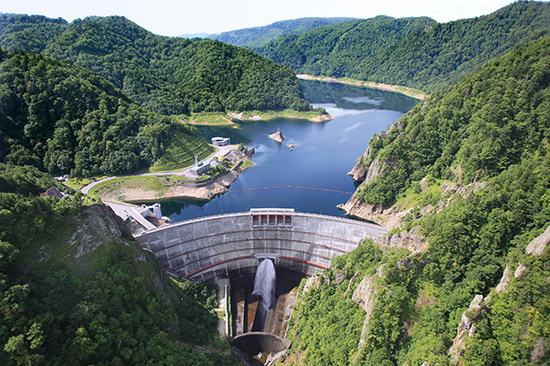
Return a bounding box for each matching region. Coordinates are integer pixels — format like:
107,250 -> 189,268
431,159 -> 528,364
252,259 -> 276,310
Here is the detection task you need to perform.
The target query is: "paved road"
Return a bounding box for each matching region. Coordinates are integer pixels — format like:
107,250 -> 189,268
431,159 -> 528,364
81,145 -> 238,194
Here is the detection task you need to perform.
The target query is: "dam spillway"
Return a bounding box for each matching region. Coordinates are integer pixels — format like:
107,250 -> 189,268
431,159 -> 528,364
134,208 -> 388,282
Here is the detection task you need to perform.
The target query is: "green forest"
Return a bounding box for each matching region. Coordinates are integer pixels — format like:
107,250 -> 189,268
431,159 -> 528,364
255,1 -> 550,93
0,2 -> 549,365
0,14 -> 311,115
255,16 -> 433,79
0,50 -> 211,177
0,164 -> 237,365
284,36 -> 550,365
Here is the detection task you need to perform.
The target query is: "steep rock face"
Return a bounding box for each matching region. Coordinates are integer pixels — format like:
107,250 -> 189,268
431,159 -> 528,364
375,226 -> 428,253
301,275 -> 320,295
348,149 -> 394,185
340,178 -> 489,229
350,267 -> 386,364
348,146 -> 372,182
515,225 -> 550,280
495,264 -> 511,293
338,192 -> 406,228
39,204 -> 130,263
352,276 -> 377,314
348,160 -> 369,182
526,225 -> 550,256
264,287 -> 298,339
449,294 -> 484,363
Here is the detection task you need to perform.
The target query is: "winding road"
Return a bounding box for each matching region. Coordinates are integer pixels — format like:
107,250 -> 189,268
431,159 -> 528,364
80,145 -> 238,194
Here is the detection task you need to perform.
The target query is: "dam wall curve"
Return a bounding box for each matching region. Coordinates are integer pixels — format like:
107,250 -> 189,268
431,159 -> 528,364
135,209 -> 388,282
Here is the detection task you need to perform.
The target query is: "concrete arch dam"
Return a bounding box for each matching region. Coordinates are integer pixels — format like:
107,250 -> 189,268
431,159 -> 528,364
135,209 -> 389,282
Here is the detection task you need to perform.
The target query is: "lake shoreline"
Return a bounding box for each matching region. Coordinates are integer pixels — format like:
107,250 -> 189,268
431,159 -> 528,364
87,148 -> 254,206
158,80 -> 416,221
296,74 -> 428,100
181,109 -> 334,127
123,163 -> 254,203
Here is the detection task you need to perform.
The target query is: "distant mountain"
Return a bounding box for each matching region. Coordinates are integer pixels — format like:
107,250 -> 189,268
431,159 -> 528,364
179,32 -> 214,39
255,1 -> 550,93
210,17 -> 355,48
0,14 -> 311,115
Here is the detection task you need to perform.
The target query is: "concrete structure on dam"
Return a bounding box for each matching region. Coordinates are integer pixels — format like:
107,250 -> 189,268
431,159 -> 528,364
135,208 -> 388,282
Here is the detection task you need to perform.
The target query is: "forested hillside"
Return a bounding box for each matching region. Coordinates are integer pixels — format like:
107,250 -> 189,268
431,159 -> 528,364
256,1 -> 550,93
210,17 -> 354,48
353,36 -> 550,209
255,15 -> 434,78
284,37 -> 550,365
0,14 -> 310,115
0,50 -> 210,176
0,164 -> 236,365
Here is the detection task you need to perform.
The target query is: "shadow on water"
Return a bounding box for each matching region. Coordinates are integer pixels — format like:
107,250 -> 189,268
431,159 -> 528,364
299,79 -> 419,113
149,197 -> 209,217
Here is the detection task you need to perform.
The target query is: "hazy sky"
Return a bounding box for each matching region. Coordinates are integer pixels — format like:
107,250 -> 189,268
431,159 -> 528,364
0,0 -> 528,36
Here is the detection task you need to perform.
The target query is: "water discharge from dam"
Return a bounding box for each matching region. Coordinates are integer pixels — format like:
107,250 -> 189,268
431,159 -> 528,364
253,259 -> 276,311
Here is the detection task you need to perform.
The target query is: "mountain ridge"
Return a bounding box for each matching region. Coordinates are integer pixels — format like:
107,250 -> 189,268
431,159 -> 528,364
287,35 -> 550,365
0,14 -> 311,115
209,17 -> 355,48
255,1 -> 550,93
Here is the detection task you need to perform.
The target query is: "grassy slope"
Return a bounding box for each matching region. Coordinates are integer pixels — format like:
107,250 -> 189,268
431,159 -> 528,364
149,132 -> 216,173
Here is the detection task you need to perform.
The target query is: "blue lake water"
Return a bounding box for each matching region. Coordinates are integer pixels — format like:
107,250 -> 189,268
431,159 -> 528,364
162,80 -> 418,221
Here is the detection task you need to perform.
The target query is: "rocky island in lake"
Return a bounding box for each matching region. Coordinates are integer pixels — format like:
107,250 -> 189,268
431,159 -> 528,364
269,129 -> 286,143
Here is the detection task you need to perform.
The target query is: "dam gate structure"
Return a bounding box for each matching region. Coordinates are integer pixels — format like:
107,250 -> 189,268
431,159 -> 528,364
135,208 -> 388,282
135,209 -> 388,362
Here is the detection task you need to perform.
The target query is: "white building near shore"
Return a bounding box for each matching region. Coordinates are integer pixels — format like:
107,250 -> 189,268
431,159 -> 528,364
191,161 -> 211,175
212,137 -> 230,146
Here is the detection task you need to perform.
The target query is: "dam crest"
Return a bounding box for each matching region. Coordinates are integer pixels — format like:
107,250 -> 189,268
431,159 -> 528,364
135,208 -> 388,282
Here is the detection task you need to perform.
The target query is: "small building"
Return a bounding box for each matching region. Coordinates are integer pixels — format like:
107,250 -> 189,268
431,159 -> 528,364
190,161 -> 211,175
40,187 -> 65,200
212,137 -> 230,146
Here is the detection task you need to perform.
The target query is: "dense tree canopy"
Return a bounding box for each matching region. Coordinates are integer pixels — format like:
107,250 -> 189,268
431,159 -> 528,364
0,164 -> 236,365
255,1 -> 550,93
0,50 -> 207,176
357,36 -> 550,207
0,14 -> 311,115
255,15 -> 434,78
285,37 -> 550,365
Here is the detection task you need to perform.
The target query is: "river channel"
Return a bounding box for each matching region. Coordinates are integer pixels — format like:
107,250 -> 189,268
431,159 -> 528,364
162,80 -> 419,222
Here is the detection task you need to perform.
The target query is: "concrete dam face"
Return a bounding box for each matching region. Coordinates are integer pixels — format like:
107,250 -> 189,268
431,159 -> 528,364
135,208 -> 388,282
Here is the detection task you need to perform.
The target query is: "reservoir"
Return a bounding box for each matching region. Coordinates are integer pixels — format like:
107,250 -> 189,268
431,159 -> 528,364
163,80 -> 419,222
